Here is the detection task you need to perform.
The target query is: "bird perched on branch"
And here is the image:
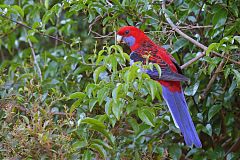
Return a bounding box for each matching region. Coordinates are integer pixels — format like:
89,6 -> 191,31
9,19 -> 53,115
117,26 -> 202,148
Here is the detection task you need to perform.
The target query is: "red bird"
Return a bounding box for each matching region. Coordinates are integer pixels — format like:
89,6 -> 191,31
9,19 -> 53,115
117,26 -> 202,148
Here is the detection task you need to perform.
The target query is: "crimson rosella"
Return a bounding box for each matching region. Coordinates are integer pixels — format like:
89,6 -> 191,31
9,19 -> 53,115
117,26 -> 202,148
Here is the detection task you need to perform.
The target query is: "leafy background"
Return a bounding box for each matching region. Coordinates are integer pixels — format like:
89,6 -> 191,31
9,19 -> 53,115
0,0 -> 240,159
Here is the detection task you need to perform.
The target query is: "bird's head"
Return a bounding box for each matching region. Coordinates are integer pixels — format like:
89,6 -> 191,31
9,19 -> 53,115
117,26 -> 148,51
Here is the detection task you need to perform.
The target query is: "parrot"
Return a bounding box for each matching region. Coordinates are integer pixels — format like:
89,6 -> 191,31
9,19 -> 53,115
116,26 -> 202,148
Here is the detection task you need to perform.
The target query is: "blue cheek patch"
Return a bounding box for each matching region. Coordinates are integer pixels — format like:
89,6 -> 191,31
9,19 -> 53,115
123,36 -> 136,47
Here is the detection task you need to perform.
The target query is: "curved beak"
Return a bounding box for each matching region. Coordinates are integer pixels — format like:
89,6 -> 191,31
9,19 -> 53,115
116,35 -> 123,43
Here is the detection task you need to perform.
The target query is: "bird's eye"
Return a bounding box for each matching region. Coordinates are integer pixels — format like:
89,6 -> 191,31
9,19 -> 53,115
125,30 -> 129,34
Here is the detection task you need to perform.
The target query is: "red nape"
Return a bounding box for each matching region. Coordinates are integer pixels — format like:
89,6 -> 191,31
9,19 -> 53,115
159,81 -> 182,92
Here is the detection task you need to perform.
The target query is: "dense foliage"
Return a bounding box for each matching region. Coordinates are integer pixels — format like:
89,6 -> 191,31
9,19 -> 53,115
0,0 -> 240,159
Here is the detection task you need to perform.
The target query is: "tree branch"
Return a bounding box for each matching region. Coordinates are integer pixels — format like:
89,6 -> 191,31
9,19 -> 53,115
88,13 -> 108,36
162,1 -> 207,50
225,138 -> 240,157
0,14 -> 70,45
88,15 -> 104,35
181,52 -> 205,69
90,30 -> 114,39
1,14 -> 98,66
200,58 -> 226,100
161,1 -> 240,66
28,39 -> 43,81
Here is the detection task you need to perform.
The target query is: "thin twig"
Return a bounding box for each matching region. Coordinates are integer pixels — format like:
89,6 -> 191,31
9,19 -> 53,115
88,15 -> 103,35
28,39 -> 43,81
200,59 -> 226,100
221,137 -> 233,148
225,138 -> 240,157
88,13 -> 107,35
0,14 -> 70,45
161,1 -> 240,66
178,25 -> 213,30
91,30 -> 114,39
181,52 -> 205,69
212,51 -> 239,65
144,30 -> 175,34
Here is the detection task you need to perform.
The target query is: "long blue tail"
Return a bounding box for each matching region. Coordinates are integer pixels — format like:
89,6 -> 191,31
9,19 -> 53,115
162,86 -> 202,148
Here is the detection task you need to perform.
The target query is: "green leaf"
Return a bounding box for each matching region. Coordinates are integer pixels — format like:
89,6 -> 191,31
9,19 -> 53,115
153,63 -> 161,79
234,36 -> 240,44
138,108 -> 155,127
81,117 -> 106,129
89,143 -> 107,159
42,11 -> 52,24
51,3 -> 61,15
208,105 -> 222,121
229,3 -> 238,17
112,83 -> 122,101
169,145 -> 182,160
69,92 -> 86,99
96,50 -> 105,65
70,99 -> 81,114
111,0 -> 121,6
184,81 -> 200,96
93,65 -> 106,83
232,69 -> 240,85
112,100 -> 124,120
91,139 -> 113,150
163,8 -> 175,18
88,10 -> 95,23
89,98 -> 98,112
45,26 -> 57,34
204,124 -> 212,136
69,4 -> 84,12
97,87 -> 109,105
122,52 -> 130,62
128,118 -> 139,133
206,43 -> 219,55
127,17 -> 134,25
224,67 -> 231,79
28,35 -> 39,43
44,0 -> 49,9
145,79 -> 160,100
69,92 -> 86,114
32,22 -> 41,29
213,6 -> 228,28
85,84 -> 96,98
102,16 -> 111,26
187,16 -> 196,23
72,139 -> 88,150
125,65 -> 138,83
12,5 -> 24,17
90,125 -> 115,145
172,38 -> 188,53
83,150 -> 93,160
105,98 -> 112,116
110,55 -> 117,73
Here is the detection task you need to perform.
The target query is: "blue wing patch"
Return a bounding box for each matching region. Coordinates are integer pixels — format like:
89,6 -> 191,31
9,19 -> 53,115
130,52 -> 189,82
